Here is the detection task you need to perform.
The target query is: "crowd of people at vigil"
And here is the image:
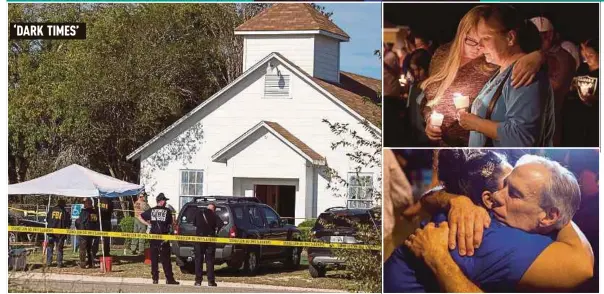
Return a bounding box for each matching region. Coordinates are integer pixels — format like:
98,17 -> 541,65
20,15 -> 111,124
384,4 -> 599,148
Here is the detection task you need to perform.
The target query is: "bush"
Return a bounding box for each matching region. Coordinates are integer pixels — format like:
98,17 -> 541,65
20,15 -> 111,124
298,227 -> 312,242
119,216 -> 134,232
297,219 -> 316,228
333,209 -> 382,293
119,216 -> 135,248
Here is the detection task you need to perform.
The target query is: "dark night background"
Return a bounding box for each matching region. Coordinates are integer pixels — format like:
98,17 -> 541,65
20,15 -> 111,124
384,3 -> 599,46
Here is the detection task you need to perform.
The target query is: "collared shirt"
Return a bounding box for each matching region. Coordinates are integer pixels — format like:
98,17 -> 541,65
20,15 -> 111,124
469,63 -> 554,147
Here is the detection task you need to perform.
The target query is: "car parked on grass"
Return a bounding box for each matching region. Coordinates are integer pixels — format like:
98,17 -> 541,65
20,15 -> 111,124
172,196 -> 302,275
8,210 -> 46,244
307,207 -> 380,278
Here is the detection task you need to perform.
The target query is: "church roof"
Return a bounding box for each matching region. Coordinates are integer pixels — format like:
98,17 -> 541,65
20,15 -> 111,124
235,3 -> 350,40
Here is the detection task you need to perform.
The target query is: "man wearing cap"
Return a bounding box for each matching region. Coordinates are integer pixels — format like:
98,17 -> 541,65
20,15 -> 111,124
131,192 -> 150,255
46,199 -> 71,268
529,16 -> 576,146
138,193 -> 179,285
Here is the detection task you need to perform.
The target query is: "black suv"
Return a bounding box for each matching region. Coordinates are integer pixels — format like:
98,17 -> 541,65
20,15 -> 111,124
307,207 -> 380,278
172,196 -> 302,275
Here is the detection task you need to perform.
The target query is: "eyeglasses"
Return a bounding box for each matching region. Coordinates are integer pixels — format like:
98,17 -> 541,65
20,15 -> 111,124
464,37 -> 479,47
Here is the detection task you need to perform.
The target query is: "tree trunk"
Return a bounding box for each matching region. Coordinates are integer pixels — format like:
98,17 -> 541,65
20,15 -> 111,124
8,153 -> 18,184
16,155 -> 28,183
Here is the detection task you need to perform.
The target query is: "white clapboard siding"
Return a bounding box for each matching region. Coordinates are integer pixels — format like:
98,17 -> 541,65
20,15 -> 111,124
244,35 -> 315,75
313,35 -> 340,83
139,49 -> 377,223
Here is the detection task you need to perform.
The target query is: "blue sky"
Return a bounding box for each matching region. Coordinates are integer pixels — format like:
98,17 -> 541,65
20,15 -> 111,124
322,3 -> 381,79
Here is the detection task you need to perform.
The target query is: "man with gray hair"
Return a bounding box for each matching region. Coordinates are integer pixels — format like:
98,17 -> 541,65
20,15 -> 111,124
508,154 -> 581,231
396,154 -> 593,292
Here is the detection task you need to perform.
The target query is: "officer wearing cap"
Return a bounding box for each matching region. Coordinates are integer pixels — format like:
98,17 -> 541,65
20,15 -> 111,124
137,193 -> 179,285
46,199 -> 71,268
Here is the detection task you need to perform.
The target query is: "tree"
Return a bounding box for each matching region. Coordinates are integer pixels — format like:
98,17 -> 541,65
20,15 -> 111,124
8,3 -> 335,200
8,4 -> 258,208
318,45 -> 382,291
320,118 -> 381,293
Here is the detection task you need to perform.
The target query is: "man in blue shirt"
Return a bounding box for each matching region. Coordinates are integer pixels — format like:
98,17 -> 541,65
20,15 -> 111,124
384,155 -> 593,292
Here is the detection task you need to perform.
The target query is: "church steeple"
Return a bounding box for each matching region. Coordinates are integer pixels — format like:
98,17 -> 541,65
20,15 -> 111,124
235,4 -> 349,83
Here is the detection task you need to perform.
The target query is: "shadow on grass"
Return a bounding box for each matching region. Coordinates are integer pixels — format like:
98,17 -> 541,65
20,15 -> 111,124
114,255 -> 145,265
214,263 -> 305,277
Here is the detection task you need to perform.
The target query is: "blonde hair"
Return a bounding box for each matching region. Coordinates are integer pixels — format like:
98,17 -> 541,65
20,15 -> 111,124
421,5 -> 490,107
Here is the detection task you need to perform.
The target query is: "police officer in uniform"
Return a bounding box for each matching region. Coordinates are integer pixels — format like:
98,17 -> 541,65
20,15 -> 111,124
193,203 -> 220,287
92,197 -> 114,257
46,199 -> 71,268
138,193 -> 179,285
76,198 -> 99,268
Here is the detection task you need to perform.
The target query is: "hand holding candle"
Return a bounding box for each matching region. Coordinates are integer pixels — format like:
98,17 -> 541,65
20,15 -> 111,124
399,75 -> 407,86
426,111 -> 443,141
453,93 -> 469,111
430,111 -> 444,127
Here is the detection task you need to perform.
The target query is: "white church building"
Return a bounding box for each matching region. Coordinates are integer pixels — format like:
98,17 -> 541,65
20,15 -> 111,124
127,4 -> 381,222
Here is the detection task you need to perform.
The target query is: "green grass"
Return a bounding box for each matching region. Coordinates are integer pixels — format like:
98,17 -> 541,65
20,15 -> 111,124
13,245 -> 355,291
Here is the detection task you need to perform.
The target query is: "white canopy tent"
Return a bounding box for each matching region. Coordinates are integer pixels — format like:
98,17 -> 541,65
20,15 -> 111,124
8,164 -> 144,271
8,164 -> 143,197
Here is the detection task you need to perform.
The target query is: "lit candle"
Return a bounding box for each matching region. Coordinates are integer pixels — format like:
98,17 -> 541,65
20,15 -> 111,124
430,111 -> 444,127
453,93 -> 470,110
399,75 -> 407,86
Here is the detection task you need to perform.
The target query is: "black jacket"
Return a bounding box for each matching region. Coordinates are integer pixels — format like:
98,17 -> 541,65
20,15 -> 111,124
97,197 -> 114,223
194,209 -> 220,237
76,207 -> 99,230
47,205 -> 71,229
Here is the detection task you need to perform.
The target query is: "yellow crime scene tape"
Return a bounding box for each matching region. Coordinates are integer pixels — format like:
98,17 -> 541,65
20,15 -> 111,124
8,226 -> 381,251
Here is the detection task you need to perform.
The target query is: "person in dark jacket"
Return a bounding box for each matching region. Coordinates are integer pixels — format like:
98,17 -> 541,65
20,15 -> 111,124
76,198 -> 99,268
193,203 -> 221,287
138,193 -> 179,285
92,197 -> 114,257
46,199 -> 71,267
